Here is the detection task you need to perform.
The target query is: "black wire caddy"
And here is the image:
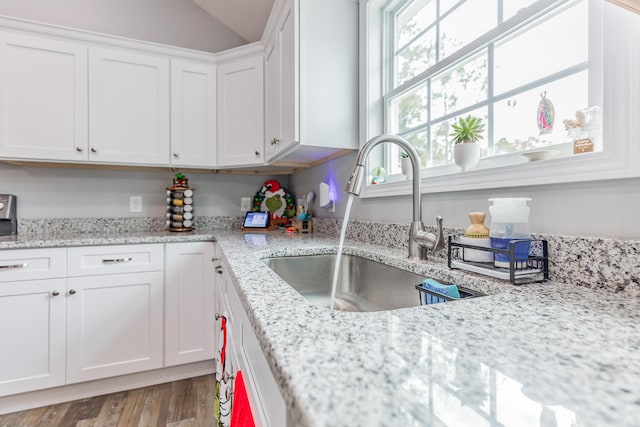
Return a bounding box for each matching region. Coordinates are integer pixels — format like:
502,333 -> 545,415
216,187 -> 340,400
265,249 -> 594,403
414,282 -> 484,305
447,235 -> 549,285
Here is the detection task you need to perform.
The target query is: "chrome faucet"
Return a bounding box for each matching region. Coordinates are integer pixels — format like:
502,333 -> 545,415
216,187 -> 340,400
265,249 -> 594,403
346,134 -> 445,260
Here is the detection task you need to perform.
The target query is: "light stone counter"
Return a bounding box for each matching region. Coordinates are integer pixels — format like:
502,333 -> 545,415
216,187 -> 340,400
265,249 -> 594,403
213,230 -> 640,427
0,229 -> 217,249
2,228 -> 639,426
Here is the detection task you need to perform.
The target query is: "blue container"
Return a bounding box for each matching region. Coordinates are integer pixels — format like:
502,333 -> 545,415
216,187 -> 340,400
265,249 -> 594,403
490,237 -> 531,267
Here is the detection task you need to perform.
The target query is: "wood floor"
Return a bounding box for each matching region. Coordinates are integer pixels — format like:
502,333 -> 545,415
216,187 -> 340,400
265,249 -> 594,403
0,375 -> 216,427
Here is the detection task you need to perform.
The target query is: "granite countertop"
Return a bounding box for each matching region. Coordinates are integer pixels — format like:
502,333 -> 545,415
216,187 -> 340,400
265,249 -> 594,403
212,230 -> 640,427
0,229 -> 218,249
2,229 -> 639,426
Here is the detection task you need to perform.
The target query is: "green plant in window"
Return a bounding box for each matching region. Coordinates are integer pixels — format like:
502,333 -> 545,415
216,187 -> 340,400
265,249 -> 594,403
449,115 -> 485,144
399,151 -> 409,158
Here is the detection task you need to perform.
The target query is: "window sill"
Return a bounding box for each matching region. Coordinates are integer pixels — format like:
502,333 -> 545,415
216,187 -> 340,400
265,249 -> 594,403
360,143 -> 640,198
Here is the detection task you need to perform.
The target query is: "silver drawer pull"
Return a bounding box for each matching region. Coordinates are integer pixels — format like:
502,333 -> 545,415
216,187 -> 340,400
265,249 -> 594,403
0,263 -> 28,270
101,257 -> 133,264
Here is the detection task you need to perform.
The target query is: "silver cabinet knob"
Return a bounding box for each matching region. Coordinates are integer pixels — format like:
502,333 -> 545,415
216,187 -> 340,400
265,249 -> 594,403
215,313 -> 222,320
255,150 -> 260,156
51,291 -> 60,297
173,153 -> 179,158
68,289 -> 77,295
215,266 -> 223,274
90,148 -> 97,153
271,138 -> 280,146
76,147 -> 83,152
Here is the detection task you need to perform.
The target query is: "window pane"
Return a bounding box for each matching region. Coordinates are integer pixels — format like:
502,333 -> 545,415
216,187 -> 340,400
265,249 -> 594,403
430,107 -> 488,166
503,0 -> 538,21
389,84 -> 429,133
405,130 -> 429,168
493,71 -> 589,155
439,0 -> 498,59
430,51 -> 488,119
440,0 -> 462,16
494,0 -> 588,95
396,28 -> 437,85
396,0 -> 437,48
430,121 -> 452,167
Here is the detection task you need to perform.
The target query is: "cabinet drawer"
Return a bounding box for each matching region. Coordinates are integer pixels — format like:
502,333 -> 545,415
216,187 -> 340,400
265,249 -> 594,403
0,248 -> 66,282
67,244 -> 163,276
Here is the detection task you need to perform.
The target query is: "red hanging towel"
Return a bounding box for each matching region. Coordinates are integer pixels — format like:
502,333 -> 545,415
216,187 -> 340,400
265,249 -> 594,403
220,316 -> 227,370
230,370 -> 255,427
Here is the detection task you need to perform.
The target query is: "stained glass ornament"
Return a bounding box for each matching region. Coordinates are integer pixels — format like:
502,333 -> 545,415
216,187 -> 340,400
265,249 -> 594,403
537,91 -> 555,134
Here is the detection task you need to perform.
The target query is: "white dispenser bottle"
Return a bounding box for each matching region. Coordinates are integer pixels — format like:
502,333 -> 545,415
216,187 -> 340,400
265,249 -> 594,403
488,198 -> 531,268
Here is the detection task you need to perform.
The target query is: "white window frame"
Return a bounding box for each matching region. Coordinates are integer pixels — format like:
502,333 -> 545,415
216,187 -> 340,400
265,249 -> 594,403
359,0 -> 640,198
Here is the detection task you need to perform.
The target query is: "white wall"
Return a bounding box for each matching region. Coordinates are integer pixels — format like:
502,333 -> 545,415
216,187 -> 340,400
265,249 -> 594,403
289,152 -> 640,240
0,163 -> 284,218
0,0 -> 247,52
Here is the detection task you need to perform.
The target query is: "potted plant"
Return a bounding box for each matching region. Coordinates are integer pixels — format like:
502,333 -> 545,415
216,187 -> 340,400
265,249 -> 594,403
399,151 -> 411,179
450,115 -> 485,171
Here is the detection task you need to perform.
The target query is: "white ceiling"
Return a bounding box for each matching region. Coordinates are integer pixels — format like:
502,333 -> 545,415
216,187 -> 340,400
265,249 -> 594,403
192,0 -> 275,43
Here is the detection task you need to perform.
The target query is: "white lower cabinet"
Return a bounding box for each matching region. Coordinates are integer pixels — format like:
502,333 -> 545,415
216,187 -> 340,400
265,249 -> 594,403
1,242 -> 220,403
66,271 -> 164,383
0,278 -> 66,396
215,246 -> 286,427
165,242 -> 215,366
1,242 -> 288,422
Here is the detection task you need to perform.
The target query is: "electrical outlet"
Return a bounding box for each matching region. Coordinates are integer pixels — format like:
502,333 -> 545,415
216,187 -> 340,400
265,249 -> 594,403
129,196 -> 142,213
240,197 -> 251,213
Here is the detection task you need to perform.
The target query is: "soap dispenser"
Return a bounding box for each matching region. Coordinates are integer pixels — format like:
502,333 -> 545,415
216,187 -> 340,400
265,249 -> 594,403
459,212 -> 493,263
488,198 -> 531,268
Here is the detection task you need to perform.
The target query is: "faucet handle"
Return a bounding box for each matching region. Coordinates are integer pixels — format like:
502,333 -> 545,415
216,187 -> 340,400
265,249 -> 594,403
433,215 -> 445,252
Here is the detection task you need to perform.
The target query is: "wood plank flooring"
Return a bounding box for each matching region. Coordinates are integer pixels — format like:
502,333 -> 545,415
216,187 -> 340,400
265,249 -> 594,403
0,375 -> 216,427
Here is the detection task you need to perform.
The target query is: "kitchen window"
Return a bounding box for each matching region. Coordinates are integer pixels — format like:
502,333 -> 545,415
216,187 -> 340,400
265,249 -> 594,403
360,0 -> 640,197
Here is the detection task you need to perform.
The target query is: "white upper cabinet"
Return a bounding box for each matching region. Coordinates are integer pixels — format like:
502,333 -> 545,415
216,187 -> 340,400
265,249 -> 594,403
217,47 -> 265,167
263,0 -> 359,164
264,38 -> 281,160
0,32 -> 88,161
171,60 -> 217,168
89,46 -> 170,165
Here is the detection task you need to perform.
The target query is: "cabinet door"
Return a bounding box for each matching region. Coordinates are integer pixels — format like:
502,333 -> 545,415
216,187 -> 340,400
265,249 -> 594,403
66,272 -> 163,383
0,32 -> 88,161
0,279 -> 66,396
264,0 -> 297,162
264,37 -> 281,160
278,1 -> 297,155
217,53 -> 264,167
165,242 -> 215,366
171,60 -> 217,168
89,46 -> 170,165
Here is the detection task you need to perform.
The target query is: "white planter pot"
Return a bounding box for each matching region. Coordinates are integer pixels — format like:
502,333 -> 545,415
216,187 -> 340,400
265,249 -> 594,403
400,157 -> 411,179
453,143 -> 480,171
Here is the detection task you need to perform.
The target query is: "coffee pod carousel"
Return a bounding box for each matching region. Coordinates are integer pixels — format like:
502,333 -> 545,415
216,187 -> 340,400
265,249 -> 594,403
166,173 -> 194,232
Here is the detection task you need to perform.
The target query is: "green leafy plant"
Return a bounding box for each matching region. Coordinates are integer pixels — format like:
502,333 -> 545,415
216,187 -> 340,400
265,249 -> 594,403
450,115 -> 485,144
175,172 -> 185,179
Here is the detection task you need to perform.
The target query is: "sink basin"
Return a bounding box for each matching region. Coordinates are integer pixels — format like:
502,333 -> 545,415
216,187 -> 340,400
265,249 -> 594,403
263,254 -> 426,312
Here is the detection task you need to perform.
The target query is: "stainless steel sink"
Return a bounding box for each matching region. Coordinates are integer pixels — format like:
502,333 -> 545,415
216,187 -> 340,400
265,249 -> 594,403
263,254 -> 426,312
